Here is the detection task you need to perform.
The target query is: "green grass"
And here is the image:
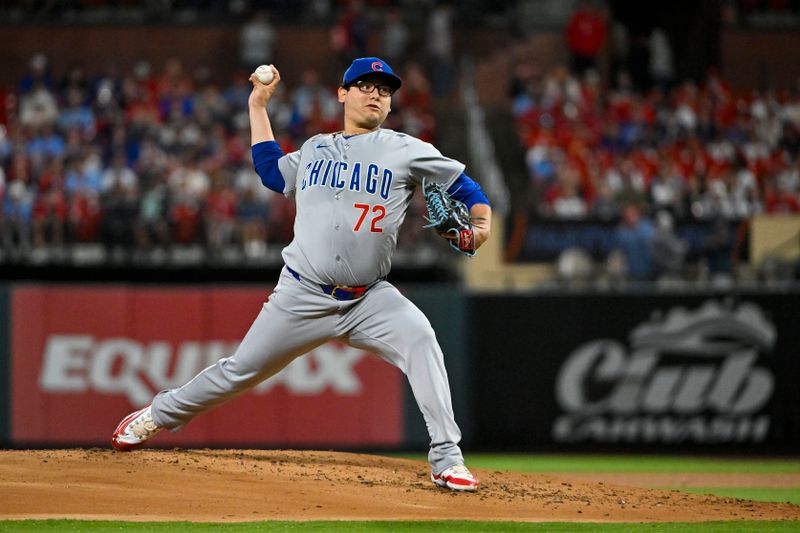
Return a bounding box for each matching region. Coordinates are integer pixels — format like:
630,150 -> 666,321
674,487 -> 800,505
391,454 -> 800,506
396,454 -> 800,474
1,521 -> 799,533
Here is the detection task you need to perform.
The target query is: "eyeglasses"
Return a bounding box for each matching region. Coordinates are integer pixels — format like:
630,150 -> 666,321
350,80 -> 394,97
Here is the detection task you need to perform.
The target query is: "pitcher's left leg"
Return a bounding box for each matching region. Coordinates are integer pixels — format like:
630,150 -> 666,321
342,283 -> 469,478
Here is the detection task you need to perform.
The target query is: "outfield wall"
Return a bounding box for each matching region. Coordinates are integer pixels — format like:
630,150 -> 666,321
0,282 -> 458,449
1,283 -> 798,451
471,292 -> 800,452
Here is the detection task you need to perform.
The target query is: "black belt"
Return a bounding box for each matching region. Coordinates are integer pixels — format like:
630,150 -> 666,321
286,266 -> 372,301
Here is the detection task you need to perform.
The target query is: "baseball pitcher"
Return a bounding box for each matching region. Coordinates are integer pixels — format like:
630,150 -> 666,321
112,57 -> 492,491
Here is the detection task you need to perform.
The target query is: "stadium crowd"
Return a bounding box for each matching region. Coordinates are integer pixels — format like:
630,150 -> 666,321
513,66 -> 800,221
0,53 -> 440,264
509,62 -> 800,281
2,0 -> 799,283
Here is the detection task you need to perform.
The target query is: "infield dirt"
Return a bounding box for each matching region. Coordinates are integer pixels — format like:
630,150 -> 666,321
1,449 -> 799,523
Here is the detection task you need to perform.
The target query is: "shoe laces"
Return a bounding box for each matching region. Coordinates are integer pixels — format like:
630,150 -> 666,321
447,464 -> 474,478
130,409 -> 159,439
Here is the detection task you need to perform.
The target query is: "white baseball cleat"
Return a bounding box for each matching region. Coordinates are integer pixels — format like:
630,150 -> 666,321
111,405 -> 163,451
431,464 -> 479,491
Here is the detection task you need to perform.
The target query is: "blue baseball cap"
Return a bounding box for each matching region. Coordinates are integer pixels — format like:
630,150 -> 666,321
342,57 -> 402,91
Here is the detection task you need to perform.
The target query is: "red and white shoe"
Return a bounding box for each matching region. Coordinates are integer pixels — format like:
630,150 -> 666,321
431,464 -> 479,491
111,405 -> 163,451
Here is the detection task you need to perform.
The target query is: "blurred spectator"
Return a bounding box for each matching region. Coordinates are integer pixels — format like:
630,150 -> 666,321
0,125 -> 10,161
205,170 -> 237,255
591,181 -> 620,220
124,88 -> 160,136
396,62 -> 433,113
194,82 -> 229,127
170,191 -> 202,245
557,247 -> 594,285
236,187 -> 269,258
224,70 -> 254,113
764,175 -> 800,212
67,189 -> 102,243
135,174 -> 171,254
776,154 -> 800,196
167,154 -> 209,200
101,178 -> 139,261
59,64 -> 91,104
65,150 -> 103,197
649,160 -> 685,216
426,3 -> 456,98
131,60 -> 159,104
266,194 -> 295,246
624,24 -> 653,91
380,8 -> 409,66
19,53 -> 55,94
33,158 -> 66,248
702,216 -> 735,277
306,0 -> 332,21
565,0 -> 608,77
613,203 -> 655,281
289,70 -> 340,139
648,27 -> 674,94
264,84 -> 294,136
19,85 -> 59,130
102,152 -> 138,194
1,155 -> 35,259
509,61 -> 541,116
396,188 -> 427,252
157,59 -> 194,123
394,107 -> 435,144
609,20 -> 630,89
651,210 -> 688,279
545,163 -> 589,219
167,154 -> 209,245
59,87 -> 96,138
26,124 -> 66,175
391,63 -> 435,142
331,2 -> 369,69
239,10 -> 276,72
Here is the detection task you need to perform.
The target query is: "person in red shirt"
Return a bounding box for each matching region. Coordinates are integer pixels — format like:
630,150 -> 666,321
566,0 -> 608,76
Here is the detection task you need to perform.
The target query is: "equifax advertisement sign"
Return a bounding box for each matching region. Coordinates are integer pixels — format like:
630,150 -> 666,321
11,285 -> 403,446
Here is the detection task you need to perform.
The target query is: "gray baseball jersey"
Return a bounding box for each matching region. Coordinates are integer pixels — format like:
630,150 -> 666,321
278,129 -> 464,285
151,127 -> 468,475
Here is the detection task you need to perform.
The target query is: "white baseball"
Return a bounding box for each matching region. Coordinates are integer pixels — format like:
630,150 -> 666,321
255,64 -> 274,84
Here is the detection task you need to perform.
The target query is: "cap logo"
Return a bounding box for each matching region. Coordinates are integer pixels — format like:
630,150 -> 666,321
371,61 -> 384,72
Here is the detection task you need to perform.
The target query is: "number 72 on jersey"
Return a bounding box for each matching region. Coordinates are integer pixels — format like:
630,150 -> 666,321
353,203 -> 385,233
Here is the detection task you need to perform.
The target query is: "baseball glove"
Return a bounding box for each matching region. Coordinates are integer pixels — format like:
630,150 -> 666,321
422,178 -> 476,257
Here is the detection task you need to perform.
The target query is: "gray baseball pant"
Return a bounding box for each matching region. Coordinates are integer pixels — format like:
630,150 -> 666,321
151,266 -> 464,474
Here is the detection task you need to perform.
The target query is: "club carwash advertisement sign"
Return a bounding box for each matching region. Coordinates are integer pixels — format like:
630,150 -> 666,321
11,285 -> 402,446
552,300 -> 776,444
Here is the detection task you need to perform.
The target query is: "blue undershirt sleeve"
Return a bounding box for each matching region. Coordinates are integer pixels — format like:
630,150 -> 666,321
251,140 -> 286,193
446,173 -> 491,211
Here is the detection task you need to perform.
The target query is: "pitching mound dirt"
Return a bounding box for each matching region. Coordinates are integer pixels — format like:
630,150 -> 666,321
1,449 -> 799,523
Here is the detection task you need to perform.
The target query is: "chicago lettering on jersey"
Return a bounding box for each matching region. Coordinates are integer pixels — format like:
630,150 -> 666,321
301,158 -> 393,200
